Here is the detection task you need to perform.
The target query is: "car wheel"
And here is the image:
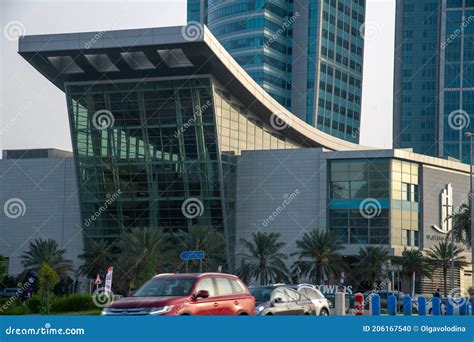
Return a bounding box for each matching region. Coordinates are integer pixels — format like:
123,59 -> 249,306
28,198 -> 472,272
238,312 -> 248,315
428,309 -> 432,315
265,313 -> 273,316
319,308 -> 329,316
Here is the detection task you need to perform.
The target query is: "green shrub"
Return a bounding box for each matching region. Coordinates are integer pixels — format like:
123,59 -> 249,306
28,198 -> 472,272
0,304 -> 29,315
51,294 -> 96,313
24,295 -> 41,313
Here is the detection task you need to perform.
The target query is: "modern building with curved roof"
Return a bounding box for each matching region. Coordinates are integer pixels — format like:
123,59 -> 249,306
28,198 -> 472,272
18,24 -> 369,267
17,25 -> 472,290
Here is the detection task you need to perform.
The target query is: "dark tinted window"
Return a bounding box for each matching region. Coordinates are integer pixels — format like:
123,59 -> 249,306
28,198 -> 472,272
195,278 -> 216,297
134,277 -> 195,297
249,287 -> 273,302
216,278 -> 233,295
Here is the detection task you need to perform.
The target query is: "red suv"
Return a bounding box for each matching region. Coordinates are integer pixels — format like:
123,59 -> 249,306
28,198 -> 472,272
101,273 -> 255,316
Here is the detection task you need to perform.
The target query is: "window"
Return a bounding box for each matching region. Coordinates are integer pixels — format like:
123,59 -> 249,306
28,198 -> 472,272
301,287 -> 323,300
195,278 -> 216,297
133,277 -> 195,297
216,278 -> 233,296
402,229 -> 419,246
285,289 -> 300,302
230,279 -> 245,293
272,288 -> 288,303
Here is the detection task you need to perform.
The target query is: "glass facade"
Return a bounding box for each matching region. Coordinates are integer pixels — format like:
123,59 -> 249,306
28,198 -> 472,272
328,158 -> 420,247
66,77 -> 300,267
394,0 -> 440,156
187,0 -> 365,144
391,159 -> 419,246
328,159 -> 390,244
206,0 -> 292,108
316,0 -> 364,142
442,3 -> 474,162
395,0 -> 474,163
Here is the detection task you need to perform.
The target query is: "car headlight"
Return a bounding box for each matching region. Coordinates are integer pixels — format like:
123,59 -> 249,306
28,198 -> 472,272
256,305 -> 265,314
101,308 -> 111,315
148,306 -> 173,315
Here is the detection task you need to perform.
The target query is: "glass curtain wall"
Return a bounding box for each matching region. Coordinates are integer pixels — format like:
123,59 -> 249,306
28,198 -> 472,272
66,78 -> 225,250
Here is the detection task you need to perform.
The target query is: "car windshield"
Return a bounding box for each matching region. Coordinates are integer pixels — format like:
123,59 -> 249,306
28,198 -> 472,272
249,287 -> 273,302
134,277 -> 196,297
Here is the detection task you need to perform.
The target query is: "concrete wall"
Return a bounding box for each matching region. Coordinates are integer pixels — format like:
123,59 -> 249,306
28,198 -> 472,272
235,148 -> 328,266
421,164 -> 470,251
0,156 -> 83,275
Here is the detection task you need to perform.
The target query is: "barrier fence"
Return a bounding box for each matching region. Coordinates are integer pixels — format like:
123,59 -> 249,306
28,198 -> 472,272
334,292 -> 474,316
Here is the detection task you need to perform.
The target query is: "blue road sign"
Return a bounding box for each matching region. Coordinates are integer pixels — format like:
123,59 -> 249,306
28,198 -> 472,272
180,251 -> 205,260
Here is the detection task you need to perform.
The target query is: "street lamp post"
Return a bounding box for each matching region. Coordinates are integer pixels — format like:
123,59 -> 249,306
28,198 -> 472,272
464,132 -> 474,289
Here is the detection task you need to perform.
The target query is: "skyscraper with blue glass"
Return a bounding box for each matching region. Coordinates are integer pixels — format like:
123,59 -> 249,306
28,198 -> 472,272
394,0 -> 474,163
187,0 -> 366,143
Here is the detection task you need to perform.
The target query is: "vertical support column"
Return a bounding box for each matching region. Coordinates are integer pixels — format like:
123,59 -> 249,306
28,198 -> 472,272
138,90 -> 158,229
335,292 -> 346,316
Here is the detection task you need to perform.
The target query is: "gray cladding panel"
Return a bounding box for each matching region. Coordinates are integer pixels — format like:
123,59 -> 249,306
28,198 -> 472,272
235,148 -> 328,265
0,157 -> 82,275
421,165 -> 470,251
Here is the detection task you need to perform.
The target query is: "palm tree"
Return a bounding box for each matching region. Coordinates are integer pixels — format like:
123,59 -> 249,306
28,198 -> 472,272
174,226 -> 226,272
452,202 -> 472,246
78,240 -> 115,279
0,254 -> 7,281
393,248 -> 432,297
425,240 -> 469,295
352,246 -> 390,290
291,230 -> 344,284
21,239 -> 74,280
236,232 -> 289,285
117,228 -> 169,289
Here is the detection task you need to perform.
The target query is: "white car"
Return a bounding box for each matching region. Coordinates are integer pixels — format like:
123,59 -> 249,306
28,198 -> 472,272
292,284 -> 331,316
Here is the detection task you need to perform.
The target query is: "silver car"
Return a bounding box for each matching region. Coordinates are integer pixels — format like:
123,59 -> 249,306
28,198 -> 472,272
292,284 -> 330,316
